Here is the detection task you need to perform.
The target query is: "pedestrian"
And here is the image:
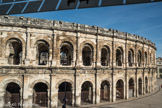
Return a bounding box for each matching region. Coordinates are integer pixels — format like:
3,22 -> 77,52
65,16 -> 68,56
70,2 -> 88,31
62,97 -> 67,108
62,104 -> 66,108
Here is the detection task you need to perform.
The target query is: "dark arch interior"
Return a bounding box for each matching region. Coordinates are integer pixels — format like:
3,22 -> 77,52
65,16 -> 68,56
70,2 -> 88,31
138,78 -> 142,95
150,54 -> 152,63
82,44 -> 93,66
116,80 -> 124,100
33,82 -> 48,107
129,78 -> 134,86
60,42 -> 73,65
58,82 -> 72,92
145,77 -> 148,93
128,49 -> 134,67
116,80 -> 124,88
7,39 -> 22,65
138,51 -> 142,66
5,82 -> 21,108
34,82 -> 48,92
101,81 -> 110,89
139,78 -> 142,83
145,77 -> 148,83
101,47 -> 110,66
6,82 -> 20,93
129,78 -> 134,98
145,52 -> 147,64
37,41 -> 49,65
116,48 -> 123,66
58,82 -> 72,105
81,81 -> 93,104
100,81 -> 110,101
82,81 -> 93,91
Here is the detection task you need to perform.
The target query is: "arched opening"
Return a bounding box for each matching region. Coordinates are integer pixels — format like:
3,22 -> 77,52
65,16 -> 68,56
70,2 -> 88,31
5,82 -> 21,108
150,54 -> 152,65
6,39 -> 22,65
36,41 -> 49,65
101,46 -> 110,66
129,78 -> 134,98
33,82 -> 48,107
145,77 -> 148,94
145,52 -> 147,66
60,42 -> 73,65
138,51 -> 142,67
138,78 -> 142,95
81,81 -> 93,104
116,47 -> 123,66
82,44 -> 93,66
128,49 -> 134,67
150,77 -> 152,91
116,80 -> 124,100
58,82 -> 72,106
100,80 -> 110,102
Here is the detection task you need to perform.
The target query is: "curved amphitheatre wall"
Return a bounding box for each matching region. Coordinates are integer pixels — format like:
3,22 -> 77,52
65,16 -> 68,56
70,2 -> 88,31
0,16 -> 157,108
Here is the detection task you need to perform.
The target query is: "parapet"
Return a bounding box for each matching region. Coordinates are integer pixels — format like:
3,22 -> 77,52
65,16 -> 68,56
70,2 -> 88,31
0,15 -> 156,49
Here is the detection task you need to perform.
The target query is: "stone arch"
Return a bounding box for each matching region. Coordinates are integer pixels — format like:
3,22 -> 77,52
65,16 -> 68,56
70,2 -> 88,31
150,76 -> 153,91
5,38 -> 23,65
1,79 -> 22,108
33,82 -> 48,107
4,35 -> 26,49
149,53 -> 152,65
101,45 -> 110,66
128,46 -> 135,50
116,79 -> 124,100
5,82 -> 21,107
99,78 -> 112,87
128,78 -> 134,98
58,38 -> 75,48
57,81 -> 73,106
60,41 -> 74,48
82,43 -> 94,66
35,40 -> 50,65
1,79 -> 22,90
34,36 -> 52,48
81,81 -> 93,104
115,77 -> 125,85
79,40 -> 95,66
60,41 -> 73,65
100,80 -> 110,102
145,76 -> 148,93
56,79 -> 74,89
79,40 -> 95,51
116,47 -> 124,66
128,48 -> 134,67
30,79 -> 50,89
144,51 -> 147,65
138,77 -> 142,95
137,50 -> 142,67
81,80 -> 94,89
55,38 -> 76,60
80,79 -> 95,90
99,43 -> 112,55
128,76 -> 135,83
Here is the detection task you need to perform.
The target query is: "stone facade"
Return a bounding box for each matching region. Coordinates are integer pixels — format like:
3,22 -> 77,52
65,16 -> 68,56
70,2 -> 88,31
156,57 -> 162,78
0,16 -> 157,108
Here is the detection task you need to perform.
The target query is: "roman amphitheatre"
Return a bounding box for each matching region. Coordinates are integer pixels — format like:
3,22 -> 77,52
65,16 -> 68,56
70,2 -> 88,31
0,15 -> 156,108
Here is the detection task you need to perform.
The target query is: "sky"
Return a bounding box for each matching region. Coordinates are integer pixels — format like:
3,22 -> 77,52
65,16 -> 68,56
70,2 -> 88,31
13,2 -> 162,57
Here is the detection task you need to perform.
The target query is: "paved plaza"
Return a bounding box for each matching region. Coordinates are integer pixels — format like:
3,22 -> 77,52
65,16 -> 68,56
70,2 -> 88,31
63,79 -> 162,108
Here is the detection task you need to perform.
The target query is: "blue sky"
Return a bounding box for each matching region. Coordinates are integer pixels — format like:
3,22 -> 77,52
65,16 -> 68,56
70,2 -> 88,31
13,2 -> 162,57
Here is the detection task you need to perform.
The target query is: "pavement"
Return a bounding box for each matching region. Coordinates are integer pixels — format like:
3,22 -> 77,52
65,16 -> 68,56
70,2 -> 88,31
65,79 -> 162,108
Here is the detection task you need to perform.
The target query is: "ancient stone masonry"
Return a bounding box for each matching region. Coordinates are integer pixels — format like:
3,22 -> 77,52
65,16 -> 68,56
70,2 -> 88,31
0,15 -> 157,108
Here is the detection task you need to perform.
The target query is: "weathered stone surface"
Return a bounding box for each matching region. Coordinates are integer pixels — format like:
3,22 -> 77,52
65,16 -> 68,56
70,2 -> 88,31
0,16 -> 157,108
